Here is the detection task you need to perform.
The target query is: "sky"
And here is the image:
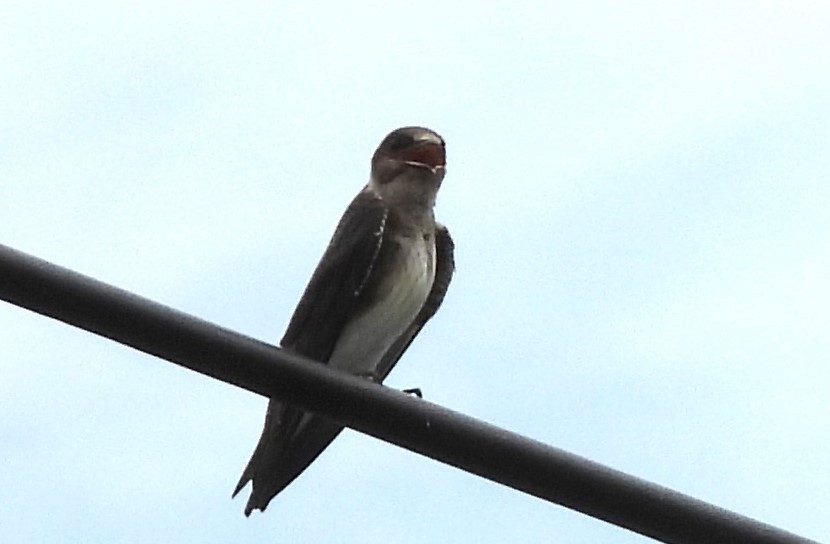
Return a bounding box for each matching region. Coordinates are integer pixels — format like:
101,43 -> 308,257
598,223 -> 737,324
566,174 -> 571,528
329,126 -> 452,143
1,1 -> 829,542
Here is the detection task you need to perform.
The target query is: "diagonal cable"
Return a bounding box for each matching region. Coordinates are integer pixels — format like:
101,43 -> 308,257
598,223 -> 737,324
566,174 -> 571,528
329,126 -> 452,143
0,243 -> 819,544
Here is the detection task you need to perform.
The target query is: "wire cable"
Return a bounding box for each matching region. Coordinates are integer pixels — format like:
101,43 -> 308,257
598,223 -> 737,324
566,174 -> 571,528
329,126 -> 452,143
0,243 -> 819,544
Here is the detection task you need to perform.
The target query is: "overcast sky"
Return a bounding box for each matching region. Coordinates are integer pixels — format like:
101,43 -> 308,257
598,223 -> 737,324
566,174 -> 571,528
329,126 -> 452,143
2,2 -> 829,542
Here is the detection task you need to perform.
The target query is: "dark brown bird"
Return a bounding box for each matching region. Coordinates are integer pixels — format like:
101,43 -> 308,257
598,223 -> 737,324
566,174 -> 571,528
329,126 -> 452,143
233,126 -> 455,515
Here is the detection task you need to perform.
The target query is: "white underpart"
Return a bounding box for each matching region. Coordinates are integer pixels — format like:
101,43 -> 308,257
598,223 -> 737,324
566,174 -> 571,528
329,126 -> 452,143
329,231 -> 436,378
288,230 -> 435,439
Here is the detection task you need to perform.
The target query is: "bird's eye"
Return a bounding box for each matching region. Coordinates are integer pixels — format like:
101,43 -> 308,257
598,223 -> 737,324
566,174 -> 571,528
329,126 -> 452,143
386,134 -> 413,151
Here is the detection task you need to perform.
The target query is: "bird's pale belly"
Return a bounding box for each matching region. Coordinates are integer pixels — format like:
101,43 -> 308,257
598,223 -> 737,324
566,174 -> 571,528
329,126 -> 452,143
328,235 -> 435,377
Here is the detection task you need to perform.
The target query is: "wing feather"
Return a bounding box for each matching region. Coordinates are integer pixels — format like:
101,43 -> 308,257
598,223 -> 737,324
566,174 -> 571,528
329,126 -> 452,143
233,189 -> 388,511
280,189 -> 388,363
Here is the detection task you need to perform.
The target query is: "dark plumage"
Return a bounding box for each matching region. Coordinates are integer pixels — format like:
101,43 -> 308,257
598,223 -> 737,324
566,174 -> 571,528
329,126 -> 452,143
233,127 -> 454,515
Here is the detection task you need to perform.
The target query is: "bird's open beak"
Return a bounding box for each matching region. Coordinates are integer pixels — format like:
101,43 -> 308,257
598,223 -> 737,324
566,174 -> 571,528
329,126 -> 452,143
400,141 -> 446,173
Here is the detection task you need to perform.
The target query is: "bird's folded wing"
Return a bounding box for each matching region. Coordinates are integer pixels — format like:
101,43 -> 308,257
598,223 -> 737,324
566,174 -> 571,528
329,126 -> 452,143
280,189 -> 389,363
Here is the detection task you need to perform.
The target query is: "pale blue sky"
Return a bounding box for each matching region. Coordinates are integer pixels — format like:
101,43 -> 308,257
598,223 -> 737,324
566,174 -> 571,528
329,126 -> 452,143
2,2 -> 828,542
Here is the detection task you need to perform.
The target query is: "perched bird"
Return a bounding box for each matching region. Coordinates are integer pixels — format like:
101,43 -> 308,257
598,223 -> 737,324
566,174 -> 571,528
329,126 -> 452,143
233,126 -> 455,515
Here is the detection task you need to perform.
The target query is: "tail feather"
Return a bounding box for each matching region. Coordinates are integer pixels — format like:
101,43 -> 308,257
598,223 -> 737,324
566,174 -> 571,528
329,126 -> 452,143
233,400 -> 345,515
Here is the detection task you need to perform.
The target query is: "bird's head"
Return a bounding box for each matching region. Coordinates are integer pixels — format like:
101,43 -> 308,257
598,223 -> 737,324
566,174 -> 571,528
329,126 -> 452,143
369,127 -> 446,207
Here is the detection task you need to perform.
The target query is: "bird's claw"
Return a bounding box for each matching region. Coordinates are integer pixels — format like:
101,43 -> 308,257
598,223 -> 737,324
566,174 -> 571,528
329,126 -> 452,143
402,387 -> 422,398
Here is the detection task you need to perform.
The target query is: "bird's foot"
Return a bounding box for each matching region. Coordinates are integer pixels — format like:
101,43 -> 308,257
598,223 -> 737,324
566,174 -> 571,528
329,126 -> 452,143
402,387 -> 423,398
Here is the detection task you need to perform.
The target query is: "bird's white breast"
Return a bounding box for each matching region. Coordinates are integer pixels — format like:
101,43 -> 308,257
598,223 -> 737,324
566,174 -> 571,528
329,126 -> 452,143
328,233 -> 436,377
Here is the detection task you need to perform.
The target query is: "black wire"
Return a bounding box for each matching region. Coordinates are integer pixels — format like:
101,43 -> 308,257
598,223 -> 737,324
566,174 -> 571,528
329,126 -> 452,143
0,243 -> 819,544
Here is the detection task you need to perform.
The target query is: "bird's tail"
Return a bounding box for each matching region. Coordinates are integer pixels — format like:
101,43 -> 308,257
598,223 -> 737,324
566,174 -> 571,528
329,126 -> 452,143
233,400 -> 344,516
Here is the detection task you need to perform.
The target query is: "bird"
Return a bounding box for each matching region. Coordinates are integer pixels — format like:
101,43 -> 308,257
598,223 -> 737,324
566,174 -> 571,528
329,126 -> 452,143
232,126 -> 455,516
